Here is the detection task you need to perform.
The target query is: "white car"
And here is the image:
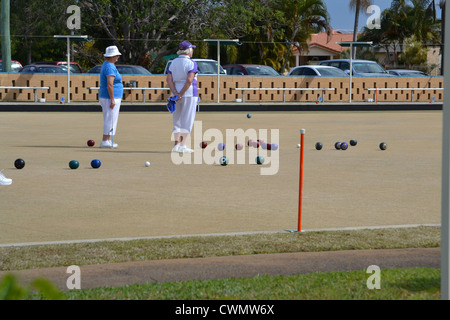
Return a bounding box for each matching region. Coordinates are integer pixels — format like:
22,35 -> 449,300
0,60 -> 23,72
287,65 -> 348,76
317,59 -> 394,77
164,58 -> 226,75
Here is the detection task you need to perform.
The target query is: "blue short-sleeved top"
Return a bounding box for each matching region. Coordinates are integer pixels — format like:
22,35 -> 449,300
99,61 -> 123,99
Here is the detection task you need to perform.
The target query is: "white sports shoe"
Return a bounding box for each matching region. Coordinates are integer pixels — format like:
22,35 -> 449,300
172,145 -> 181,152
179,145 -> 194,153
100,140 -> 118,148
0,170 -> 12,186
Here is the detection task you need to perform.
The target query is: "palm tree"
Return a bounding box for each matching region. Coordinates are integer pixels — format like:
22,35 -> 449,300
359,0 -> 440,69
279,0 -> 330,74
349,0 -> 373,59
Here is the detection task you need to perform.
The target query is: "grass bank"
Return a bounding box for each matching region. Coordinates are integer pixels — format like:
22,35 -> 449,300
0,225 -> 440,271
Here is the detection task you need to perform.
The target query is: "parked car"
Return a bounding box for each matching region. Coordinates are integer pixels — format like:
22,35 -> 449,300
87,64 -> 151,75
317,59 -> 394,77
164,58 -> 226,75
387,69 -> 429,77
287,65 -> 348,77
33,61 -> 83,73
19,64 -> 69,73
223,64 -> 280,76
0,60 -> 23,72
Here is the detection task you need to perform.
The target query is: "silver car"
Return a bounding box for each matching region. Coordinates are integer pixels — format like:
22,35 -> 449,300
287,65 -> 348,76
164,58 -> 226,75
387,69 -> 429,77
317,59 -> 393,77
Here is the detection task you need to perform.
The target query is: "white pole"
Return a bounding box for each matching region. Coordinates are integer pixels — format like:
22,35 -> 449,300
349,43 -> 353,103
442,1 -> 450,300
67,37 -> 70,103
217,40 -> 220,103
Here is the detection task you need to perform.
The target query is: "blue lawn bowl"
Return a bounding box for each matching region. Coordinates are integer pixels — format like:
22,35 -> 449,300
91,159 -> 101,169
340,142 -> 349,150
218,143 -> 225,151
247,113 -> 252,118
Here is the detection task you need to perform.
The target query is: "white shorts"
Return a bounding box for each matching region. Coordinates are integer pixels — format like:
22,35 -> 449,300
100,98 -> 121,135
172,96 -> 198,134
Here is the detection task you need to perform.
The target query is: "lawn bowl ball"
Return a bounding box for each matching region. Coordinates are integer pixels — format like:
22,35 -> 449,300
87,139 -> 95,147
69,160 -> 79,169
350,139 -> 357,146
145,161 -> 151,167
14,158 -> 25,169
91,159 -> 101,169
297,144 -> 301,148
340,142 -> 349,150
379,142 -> 387,150
261,142 -> 267,150
335,142 -> 342,150
270,143 -> 278,151
219,156 -> 229,166
315,142 -> 323,150
256,156 -> 265,165
200,141 -> 208,149
252,141 -> 260,148
218,143 -> 225,151
247,139 -> 253,146
235,143 -> 243,150
247,113 -> 252,118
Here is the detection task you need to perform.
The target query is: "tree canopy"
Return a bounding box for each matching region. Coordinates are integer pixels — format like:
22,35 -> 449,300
358,0 -> 441,69
1,0 -> 443,73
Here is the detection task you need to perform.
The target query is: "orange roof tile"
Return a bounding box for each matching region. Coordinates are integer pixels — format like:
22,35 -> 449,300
309,30 -> 356,53
293,30 -> 358,54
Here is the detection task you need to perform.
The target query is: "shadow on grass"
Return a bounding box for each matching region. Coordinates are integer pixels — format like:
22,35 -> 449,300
391,276 -> 440,292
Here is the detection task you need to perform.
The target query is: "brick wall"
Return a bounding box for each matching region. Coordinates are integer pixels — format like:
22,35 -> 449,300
0,74 -> 444,103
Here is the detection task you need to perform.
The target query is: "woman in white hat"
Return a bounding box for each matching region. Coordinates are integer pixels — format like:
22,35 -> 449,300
166,40 -> 199,153
99,45 -> 123,148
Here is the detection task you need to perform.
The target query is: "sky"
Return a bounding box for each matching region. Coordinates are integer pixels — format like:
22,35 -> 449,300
323,0 -> 442,32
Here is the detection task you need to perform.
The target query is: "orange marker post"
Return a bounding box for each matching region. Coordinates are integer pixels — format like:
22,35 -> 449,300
298,129 -> 305,232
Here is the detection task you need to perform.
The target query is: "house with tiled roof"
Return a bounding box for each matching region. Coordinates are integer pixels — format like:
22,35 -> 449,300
292,30 -> 441,75
292,30 -> 355,66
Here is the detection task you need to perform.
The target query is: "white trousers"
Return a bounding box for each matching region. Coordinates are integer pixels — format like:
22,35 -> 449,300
100,98 -> 121,135
172,96 -> 198,134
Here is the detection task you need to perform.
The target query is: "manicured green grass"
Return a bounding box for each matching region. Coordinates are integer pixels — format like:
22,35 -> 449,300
61,267 -> 439,300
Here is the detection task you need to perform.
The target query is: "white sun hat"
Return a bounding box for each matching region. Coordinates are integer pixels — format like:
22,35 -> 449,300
104,46 -> 122,57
